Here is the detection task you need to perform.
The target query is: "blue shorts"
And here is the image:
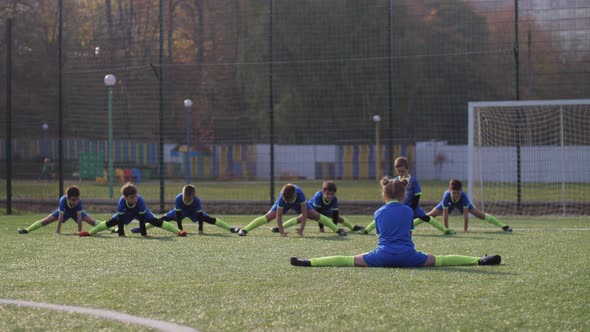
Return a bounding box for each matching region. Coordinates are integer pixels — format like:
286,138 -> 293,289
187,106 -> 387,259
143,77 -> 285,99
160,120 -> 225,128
51,210 -> 88,222
112,211 -> 156,224
271,202 -> 312,215
164,210 -> 207,223
435,203 -> 474,213
363,249 -> 428,268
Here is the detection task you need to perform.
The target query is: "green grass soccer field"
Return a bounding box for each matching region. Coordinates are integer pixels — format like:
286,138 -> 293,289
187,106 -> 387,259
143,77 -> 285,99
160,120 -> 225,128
0,215 -> 588,331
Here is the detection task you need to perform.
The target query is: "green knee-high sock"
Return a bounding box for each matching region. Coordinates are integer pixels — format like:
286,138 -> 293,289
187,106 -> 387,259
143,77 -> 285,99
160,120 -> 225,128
25,220 -> 45,233
310,256 -> 355,267
160,221 -> 181,234
413,218 -> 424,227
213,218 -> 232,231
89,221 -> 110,235
318,215 -> 339,232
434,255 -> 478,266
281,218 -> 299,229
340,217 -> 356,230
244,216 -> 268,232
425,217 -> 447,233
484,214 -> 506,228
364,220 -> 376,233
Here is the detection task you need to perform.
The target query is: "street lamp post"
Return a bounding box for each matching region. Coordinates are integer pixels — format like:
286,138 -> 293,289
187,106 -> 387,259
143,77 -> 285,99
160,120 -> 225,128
42,123 -> 49,158
104,74 -> 117,198
184,98 -> 193,184
373,115 -> 381,180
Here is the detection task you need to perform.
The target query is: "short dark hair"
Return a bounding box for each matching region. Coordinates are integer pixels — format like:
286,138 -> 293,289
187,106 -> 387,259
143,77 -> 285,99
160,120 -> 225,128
322,181 -> 337,193
183,184 -> 196,197
121,182 -> 137,197
281,183 -> 296,202
449,179 -> 463,191
394,157 -> 409,169
66,185 -> 80,198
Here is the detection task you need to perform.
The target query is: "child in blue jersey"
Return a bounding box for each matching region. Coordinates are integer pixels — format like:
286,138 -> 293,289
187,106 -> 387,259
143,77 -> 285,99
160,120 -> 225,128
238,183 -> 347,237
425,179 -> 512,232
274,181 -> 363,233
130,184 -> 239,235
291,177 -> 502,268
18,185 -> 99,235
360,157 -> 455,235
78,182 -> 186,238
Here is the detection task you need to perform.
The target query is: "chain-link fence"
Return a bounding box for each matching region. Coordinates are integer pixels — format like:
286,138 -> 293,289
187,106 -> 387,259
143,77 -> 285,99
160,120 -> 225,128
1,0 -> 589,211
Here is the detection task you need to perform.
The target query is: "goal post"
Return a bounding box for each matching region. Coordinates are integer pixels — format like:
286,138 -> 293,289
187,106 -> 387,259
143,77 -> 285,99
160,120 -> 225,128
467,99 -> 590,215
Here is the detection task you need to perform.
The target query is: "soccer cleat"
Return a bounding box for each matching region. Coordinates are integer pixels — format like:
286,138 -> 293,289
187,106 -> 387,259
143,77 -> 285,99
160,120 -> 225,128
111,227 -> 119,233
358,229 -> 369,235
502,226 -> 513,232
336,228 -> 347,236
444,229 -> 456,235
130,227 -> 141,234
352,225 -> 364,232
18,228 -> 28,234
238,229 -> 248,236
290,256 -> 311,267
230,226 -> 240,233
178,230 -> 187,237
78,231 -> 91,237
478,255 -> 501,265
271,227 -> 280,233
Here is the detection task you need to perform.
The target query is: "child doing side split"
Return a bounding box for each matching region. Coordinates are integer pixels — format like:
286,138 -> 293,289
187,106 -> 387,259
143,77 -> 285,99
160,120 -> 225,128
274,181 -> 363,233
238,183 -> 346,237
18,185 -> 99,235
426,179 -> 512,232
361,156 -> 455,235
131,184 -> 239,235
78,182 -> 186,238
291,178 -> 502,268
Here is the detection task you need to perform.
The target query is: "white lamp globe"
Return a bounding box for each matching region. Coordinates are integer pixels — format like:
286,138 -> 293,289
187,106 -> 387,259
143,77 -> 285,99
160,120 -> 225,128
42,123 -> 48,130
104,74 -> 117,86
184,99 -> 193,108
373,115 -> 381,123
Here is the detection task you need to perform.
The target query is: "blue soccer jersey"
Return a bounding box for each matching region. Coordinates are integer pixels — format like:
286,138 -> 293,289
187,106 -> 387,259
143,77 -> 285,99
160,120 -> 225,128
113,194 -> 155,223
397,175 -> 421,206
435,190 -> 475,213
163,193 -> 207,222
309,191 -> 338,217
397,175 -> 427,219
271,185 -> 308,214
362,201 -> 428,267
51,195 -> 87,221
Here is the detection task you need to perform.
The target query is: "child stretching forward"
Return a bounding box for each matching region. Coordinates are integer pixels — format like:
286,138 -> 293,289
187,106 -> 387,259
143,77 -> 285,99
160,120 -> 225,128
131,184 -> 239,235
79,182 -> 186,238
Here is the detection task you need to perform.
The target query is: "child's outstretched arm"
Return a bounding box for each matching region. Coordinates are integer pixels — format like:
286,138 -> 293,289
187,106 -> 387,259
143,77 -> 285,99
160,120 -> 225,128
55,213 -> 64,235
463,209 -> 469,231
298,203 -> 307,236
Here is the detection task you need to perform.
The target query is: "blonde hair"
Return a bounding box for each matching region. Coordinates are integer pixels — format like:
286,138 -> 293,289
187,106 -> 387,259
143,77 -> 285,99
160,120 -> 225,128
380,176 -> 406,201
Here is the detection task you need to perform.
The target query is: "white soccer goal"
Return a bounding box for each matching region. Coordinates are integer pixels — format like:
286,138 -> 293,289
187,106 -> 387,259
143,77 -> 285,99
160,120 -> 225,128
468,99 -> 590,215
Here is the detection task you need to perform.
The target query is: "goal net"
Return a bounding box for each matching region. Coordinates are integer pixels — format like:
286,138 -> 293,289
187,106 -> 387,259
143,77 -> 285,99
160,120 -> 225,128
468,100 -> 590,216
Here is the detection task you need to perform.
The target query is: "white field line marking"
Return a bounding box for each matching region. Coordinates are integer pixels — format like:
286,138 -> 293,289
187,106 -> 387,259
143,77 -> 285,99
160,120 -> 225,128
447,227 -> 590,231
0,299 -> 199,332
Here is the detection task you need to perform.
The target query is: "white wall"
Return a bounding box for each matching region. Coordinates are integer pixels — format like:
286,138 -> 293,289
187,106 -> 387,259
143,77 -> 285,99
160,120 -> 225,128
416,142 -> 590,183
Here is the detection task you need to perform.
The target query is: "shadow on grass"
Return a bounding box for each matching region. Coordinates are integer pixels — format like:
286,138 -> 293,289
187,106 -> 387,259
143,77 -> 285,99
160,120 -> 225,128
418,266 -> 516,276
87,233 -> 177,241
188,232 -> 235,237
